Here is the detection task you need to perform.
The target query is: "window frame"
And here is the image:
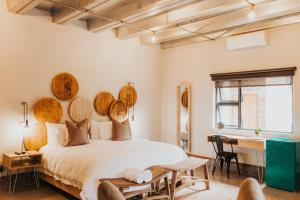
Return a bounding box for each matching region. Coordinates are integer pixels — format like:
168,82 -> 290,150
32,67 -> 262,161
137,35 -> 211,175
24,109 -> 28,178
215,85 -> 293,134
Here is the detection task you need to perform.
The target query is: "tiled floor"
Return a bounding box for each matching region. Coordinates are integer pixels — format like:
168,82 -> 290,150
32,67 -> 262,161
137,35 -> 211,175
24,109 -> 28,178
0,170 -> 299,200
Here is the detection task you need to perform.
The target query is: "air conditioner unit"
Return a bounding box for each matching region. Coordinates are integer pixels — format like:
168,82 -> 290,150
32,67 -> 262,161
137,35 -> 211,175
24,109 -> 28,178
226,31 -> 268,51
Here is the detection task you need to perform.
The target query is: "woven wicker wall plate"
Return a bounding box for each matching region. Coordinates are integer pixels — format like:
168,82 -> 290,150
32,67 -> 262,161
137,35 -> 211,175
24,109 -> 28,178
119,85 -> 137,108
109,100 -> 128,122
181,88 -> 189,108
94,92 -> 115,116
24,124 -> 47,151
68,96 -> 92,123
33,98 -> 63,123
51,73 -> 79,101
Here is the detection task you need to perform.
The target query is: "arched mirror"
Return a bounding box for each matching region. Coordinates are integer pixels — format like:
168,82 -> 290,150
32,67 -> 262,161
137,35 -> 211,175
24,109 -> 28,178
176,83 -> 191,153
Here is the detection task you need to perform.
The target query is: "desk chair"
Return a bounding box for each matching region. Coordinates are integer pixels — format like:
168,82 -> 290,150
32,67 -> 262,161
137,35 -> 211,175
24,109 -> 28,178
210,135 -> 240,178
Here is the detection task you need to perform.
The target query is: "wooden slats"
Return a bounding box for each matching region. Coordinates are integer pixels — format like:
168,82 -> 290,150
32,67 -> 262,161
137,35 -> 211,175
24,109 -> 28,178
7,0 -> 42,14
140,0 -> 300,44
52,0 -> 109,24
115,0 -> 264,39
161,13 -> 300,48
87,0 -> 198,33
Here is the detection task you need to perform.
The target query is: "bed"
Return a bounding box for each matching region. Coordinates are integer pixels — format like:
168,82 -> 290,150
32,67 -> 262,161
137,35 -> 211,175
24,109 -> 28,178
39,139 -> 187,200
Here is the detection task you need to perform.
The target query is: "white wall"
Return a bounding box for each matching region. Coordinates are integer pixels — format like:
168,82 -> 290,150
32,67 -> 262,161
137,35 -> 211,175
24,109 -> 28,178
0,2 -> 162,158
161,23 -> 300,165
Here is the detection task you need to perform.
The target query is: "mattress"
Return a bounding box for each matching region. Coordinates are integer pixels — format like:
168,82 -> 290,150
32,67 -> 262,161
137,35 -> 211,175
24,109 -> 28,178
39,139 -> 187,200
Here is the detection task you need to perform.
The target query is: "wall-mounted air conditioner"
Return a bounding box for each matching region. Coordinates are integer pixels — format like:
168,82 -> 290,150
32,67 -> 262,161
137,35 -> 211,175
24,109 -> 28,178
226,31 -> 268,51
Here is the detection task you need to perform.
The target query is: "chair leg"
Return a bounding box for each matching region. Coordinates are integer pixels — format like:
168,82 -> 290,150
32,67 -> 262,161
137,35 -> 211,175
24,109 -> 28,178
170,171 -> 177,200
235,155 -> 241,175
220,158 -> 224,172
226,159 -> 231,179
212,157 -> 219,175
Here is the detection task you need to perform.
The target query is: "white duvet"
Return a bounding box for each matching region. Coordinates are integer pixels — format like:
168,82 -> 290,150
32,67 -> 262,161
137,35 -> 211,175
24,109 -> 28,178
40,140 -> 187,200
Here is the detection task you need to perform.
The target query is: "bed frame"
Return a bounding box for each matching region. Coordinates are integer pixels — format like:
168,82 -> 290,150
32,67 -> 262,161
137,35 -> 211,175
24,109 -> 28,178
39,173 -> 82,199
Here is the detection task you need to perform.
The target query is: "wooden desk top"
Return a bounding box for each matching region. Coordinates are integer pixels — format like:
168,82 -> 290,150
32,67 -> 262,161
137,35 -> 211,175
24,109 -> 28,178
208,134 -> 266,150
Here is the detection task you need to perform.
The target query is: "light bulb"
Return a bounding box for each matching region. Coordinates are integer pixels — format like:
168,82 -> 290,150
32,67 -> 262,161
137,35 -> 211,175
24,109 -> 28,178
247,9 -> 256,20
150,34 -> 157,43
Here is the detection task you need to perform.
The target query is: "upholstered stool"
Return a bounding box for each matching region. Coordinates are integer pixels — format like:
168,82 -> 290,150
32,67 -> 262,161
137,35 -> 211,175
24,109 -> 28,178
237,178 -> 265,200
162,157 -> 210,200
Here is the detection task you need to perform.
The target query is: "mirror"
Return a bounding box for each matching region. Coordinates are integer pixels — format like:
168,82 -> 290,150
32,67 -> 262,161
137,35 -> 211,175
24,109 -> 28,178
177,83 -> 191,153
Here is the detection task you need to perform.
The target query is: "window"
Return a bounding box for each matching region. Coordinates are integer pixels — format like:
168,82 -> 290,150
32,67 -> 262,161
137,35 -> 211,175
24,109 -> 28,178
211,68 -> 296,133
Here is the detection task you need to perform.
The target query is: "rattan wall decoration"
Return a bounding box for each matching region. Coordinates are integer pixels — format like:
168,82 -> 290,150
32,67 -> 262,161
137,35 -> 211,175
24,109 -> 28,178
94,92 -> 115,116
109,100 -> 128,122
68,96 -> 92,122
51,72 -> 79,101
119,85 -> 137,108
33,98 -> 63,123
181,88 -> 189,108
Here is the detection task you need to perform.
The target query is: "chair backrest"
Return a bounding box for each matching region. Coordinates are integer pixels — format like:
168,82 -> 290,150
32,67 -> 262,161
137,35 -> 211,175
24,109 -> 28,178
98,181 -> 126,200
237,178 -> 265,200
210,135 -> 226,153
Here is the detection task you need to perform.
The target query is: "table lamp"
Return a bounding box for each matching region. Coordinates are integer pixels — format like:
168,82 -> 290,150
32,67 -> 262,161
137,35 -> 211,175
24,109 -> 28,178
15,101 -> 29,155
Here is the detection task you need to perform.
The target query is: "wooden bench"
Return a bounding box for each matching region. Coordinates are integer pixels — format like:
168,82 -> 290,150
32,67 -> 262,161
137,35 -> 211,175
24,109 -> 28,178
99,166 -> 171,199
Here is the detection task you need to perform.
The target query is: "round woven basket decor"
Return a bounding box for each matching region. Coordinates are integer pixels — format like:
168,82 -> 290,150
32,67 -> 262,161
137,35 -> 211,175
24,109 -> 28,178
109,100 -> 128,122
181,88 -> 189,108
51,72 -> 79,101
68,96 -> 92,123
119,85 -> 137,108
94,92 -> 115,116
33,98 -> 63,123
24,124 -> 47,151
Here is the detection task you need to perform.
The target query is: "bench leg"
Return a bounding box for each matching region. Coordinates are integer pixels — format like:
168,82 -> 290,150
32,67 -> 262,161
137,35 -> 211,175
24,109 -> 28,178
170,171 -> 177,200
203,162 -> 210,190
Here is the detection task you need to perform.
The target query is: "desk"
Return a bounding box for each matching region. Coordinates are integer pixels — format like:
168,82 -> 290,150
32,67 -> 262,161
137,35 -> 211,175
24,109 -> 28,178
208,134 -> 266,182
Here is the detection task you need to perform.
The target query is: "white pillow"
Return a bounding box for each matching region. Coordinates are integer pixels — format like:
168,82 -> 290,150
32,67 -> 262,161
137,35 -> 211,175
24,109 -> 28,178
90,120 -> 112,140
45,122 -> 66,146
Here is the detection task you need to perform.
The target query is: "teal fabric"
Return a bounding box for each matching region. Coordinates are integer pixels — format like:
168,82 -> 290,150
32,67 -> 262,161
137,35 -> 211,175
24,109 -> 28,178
266,138 -> 300,191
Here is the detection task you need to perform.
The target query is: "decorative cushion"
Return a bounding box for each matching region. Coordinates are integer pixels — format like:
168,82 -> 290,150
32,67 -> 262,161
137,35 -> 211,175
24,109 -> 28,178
112,119 -> 132,141
64,119 -> 89,147
237,178 -> 265,200
90,120 -> 113,140
45,123 -> 66,146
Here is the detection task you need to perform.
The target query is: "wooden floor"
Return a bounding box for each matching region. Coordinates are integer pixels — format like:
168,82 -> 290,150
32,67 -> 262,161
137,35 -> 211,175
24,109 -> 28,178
0,170 -> 299,200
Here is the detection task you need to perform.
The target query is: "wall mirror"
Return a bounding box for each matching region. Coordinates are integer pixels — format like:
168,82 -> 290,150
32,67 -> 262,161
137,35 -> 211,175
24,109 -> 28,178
177,83 -> 191,153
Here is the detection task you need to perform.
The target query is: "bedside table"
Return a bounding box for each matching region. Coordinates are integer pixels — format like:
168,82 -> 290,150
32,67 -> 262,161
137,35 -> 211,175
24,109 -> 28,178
3,150 -> 42,195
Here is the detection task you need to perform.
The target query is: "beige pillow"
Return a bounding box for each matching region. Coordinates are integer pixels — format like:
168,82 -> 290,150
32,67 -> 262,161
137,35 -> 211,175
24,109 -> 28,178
112,119 -> 132,141
65,119 -> 89,147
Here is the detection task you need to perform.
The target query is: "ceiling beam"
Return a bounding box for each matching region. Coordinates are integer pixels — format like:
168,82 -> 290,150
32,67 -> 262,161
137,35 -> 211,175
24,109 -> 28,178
161,14 -> 300,49
7,0 -> 42,14
51,0 -> 109,24
87,0 -> 198,33
115,0 -> 272,39
140,0 -> 300,44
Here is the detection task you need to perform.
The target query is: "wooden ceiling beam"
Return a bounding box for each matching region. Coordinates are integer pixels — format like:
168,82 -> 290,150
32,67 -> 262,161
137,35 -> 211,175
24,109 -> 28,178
115,0 -> 272,39
7,0 -> 42,14
87,0 -> 198,33
161,14 -> 300,49
51,0 -> 109,24
140,0 -> 300,44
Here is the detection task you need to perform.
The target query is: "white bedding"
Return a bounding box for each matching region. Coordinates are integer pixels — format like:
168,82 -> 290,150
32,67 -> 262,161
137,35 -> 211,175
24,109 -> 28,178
40,140 -> 187,200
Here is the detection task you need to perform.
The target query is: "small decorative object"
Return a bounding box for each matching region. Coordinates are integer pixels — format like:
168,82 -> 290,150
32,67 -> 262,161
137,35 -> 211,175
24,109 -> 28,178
16,101 -> 29,155
181,88 -> 189,108
109,100 -> 128,122
51,72 -> 79,101
119,82 -> 137,121
94,92 -> 115,116
255,128 -> 262,136
68,96 -> 92,123
33,98 -> 63,123
217,122 -> 224,135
